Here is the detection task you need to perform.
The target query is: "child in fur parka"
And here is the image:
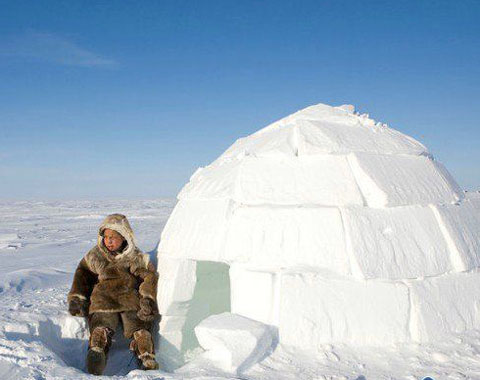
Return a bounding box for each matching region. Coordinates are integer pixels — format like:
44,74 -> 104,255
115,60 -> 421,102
68,214 -> 160,375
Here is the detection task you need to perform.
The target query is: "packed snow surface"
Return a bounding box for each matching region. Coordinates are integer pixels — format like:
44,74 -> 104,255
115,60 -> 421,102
2,198 -> 480,379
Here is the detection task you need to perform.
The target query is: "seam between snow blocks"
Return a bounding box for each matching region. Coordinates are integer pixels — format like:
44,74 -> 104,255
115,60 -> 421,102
293,123 -> 300,156
400,279 -> 420,342
429,204 -> 467,272
345,153 -> 369,207
338,207 -> 364,280
218,198 -> 241,263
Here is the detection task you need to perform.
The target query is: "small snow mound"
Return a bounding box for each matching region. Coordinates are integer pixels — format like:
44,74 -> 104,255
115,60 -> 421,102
0,233 -> 19,241
188,312 -> 276,374
2,314 -> 88,371
38,314 -> 89,368
0,268 -> 69,293
0,234 -> 22,250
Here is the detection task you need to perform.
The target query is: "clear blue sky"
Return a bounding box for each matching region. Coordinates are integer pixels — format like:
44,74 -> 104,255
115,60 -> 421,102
1,0 -> 479,199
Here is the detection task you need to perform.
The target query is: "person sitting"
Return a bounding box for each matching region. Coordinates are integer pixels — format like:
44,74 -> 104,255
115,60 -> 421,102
67,213 -> 160,375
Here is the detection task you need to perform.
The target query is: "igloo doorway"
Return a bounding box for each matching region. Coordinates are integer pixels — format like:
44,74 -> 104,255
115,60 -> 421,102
158,258 -> 231,370
182,261 -> 231,353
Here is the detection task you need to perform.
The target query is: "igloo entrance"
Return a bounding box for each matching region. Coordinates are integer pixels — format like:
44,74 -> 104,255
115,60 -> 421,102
181,261 -> 231,353
158,259 -> 231,369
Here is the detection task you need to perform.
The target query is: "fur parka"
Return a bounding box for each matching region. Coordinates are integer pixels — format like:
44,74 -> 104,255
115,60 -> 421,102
68,214 -> 158,314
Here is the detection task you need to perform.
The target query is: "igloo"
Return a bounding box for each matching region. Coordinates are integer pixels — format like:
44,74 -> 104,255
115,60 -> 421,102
156,103 -> 480,369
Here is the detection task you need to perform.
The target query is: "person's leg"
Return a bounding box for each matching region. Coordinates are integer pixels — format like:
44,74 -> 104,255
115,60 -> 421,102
86,312 -> 119,375
121,311 -> 159,370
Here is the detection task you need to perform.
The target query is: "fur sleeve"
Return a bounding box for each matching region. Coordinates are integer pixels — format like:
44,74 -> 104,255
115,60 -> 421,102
67,257 -> 98,302
133,255 -> 159,301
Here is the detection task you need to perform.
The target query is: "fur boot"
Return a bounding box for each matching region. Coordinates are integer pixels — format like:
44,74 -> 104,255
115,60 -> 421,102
87,326 -> 113,375
129,329 -> 159,370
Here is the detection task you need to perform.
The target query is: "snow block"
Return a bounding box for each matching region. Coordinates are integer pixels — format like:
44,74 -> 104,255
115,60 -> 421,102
158,329 -> 186,371
409,271 -> 480,341
178,160 -> 241,200
194,312 -> 276,374
156,256 -> 196,316
158,199 -> 233,261
236,155 -> 364,206
180,155 -> 363,206
230,266 -> 280,326
279,271 -> 410,347
160,315 -> 188,334
348,153 -> 463,207
221,122 -> 297,160
224,206 -> 351,274
59,314 -> 88,340
342,205 -> 453,279
158,315 -> 189,369
432,202 -> 480,271
299,119 -> 427,155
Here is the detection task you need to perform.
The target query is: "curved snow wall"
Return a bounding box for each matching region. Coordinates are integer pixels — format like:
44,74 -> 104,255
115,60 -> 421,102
156,104 -> 480,368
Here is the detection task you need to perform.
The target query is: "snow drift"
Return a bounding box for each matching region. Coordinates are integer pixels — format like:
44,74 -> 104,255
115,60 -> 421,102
155,103 -> 479,371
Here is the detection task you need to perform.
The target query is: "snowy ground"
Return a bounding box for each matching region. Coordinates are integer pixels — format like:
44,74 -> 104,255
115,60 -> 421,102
1,199 -> 480,379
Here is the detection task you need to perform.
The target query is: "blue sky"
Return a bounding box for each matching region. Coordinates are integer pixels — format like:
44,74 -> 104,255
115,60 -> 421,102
1,0 -> 479,199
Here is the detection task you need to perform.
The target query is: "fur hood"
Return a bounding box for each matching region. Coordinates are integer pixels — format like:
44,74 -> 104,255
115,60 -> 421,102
97,213 -> 137,261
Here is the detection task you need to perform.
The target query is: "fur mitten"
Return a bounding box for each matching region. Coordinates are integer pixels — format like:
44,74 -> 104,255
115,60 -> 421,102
68,297 -> 89,317
137,297 -> 158,322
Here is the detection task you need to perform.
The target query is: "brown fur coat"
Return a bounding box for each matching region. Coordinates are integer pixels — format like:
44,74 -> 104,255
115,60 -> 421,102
68,214 -> 158,314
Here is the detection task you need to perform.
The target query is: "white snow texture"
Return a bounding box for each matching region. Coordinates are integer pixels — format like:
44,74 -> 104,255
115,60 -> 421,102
157,103 -> 479,368
192,312 -> 275,374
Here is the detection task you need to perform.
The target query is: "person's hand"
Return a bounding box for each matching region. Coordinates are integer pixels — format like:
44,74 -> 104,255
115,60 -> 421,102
68,297 -> 89,317
137,297 -> 158,322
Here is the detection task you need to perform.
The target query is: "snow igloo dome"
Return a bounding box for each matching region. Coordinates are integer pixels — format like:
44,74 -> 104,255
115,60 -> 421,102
156,103 -> 480,368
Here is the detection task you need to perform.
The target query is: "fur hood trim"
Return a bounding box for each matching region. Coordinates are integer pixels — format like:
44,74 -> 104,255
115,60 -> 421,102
97,214 -> 136,261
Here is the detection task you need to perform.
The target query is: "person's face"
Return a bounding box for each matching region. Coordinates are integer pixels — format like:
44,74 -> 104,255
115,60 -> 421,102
103,229 -> 124,252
